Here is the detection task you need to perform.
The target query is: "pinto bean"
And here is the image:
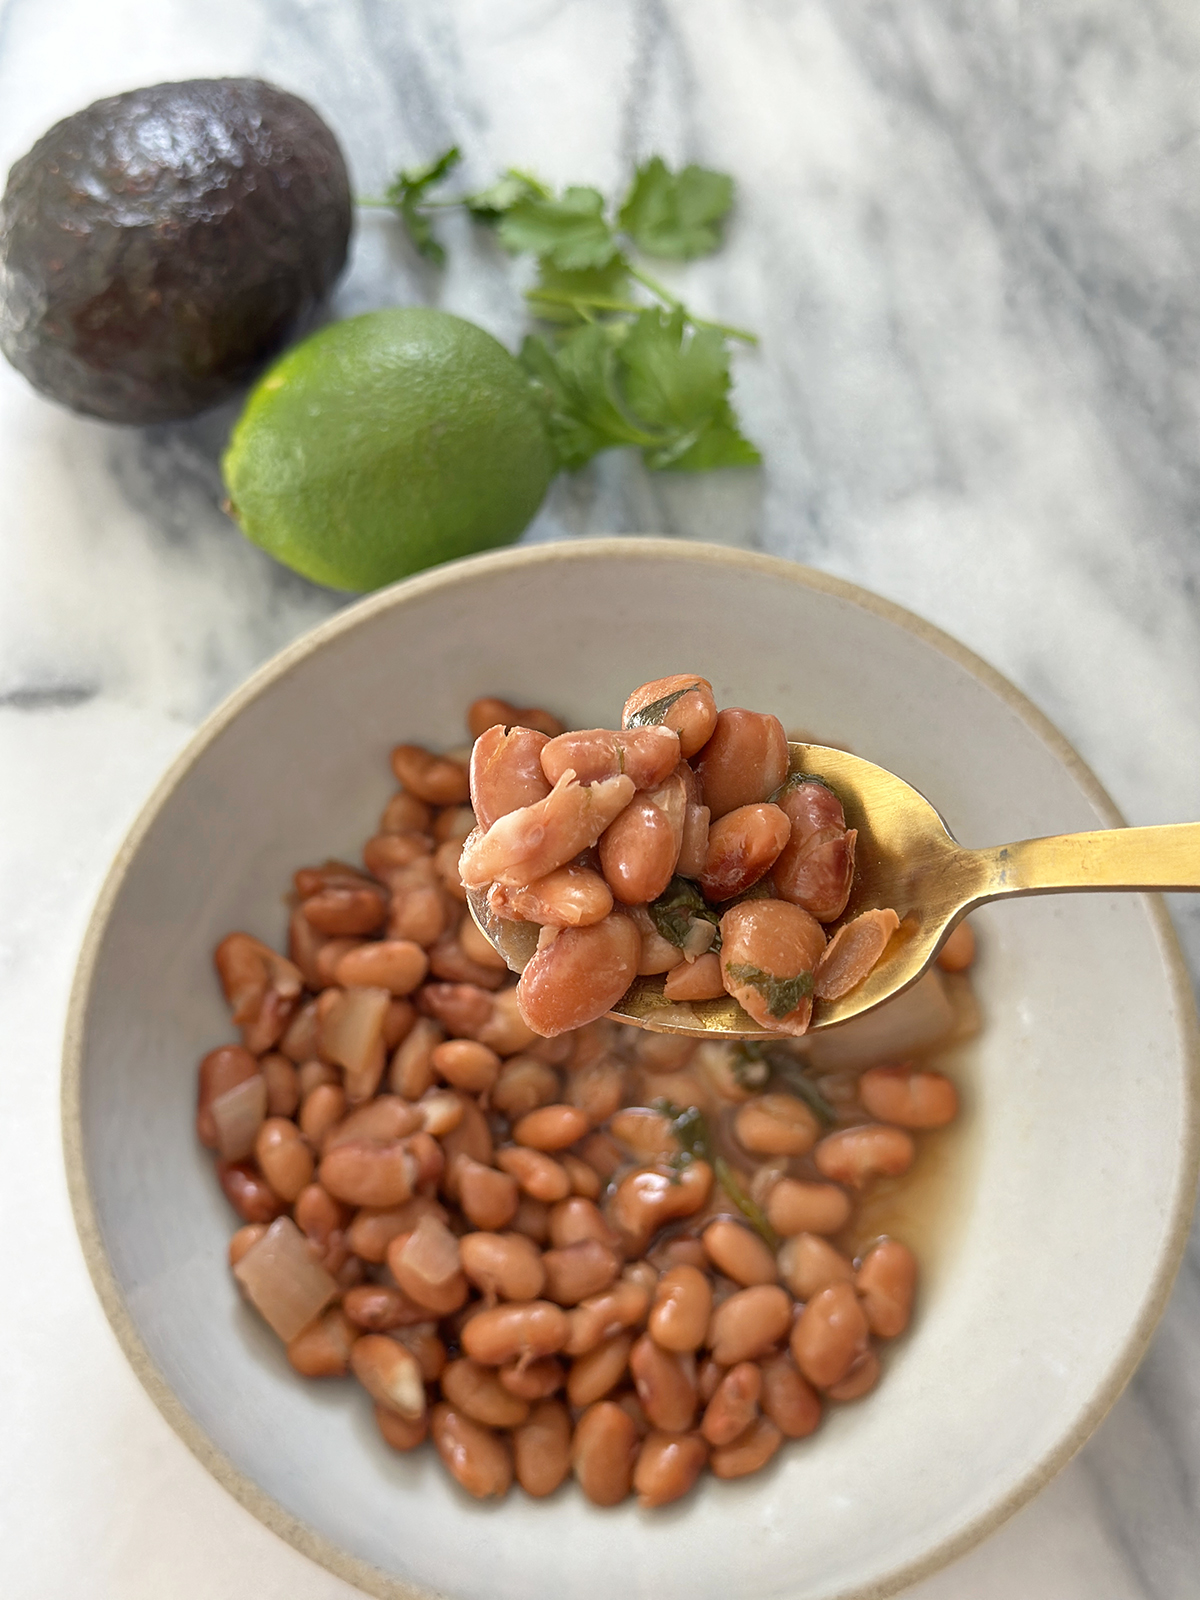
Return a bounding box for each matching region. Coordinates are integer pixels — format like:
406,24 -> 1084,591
765,1179 -> 852,1237
607,1160 -> 714,1255
427,928 -> 506,990
431,1404 -> 513,1499
827,1348 -> 880,1401
735,1093 -> 820,1158
334,940 -> 429,995
217,1161 -> 285,1224
469,725 -> 553,830
287,1307 -> 357,1377
461,1301 -> 570,1366
391,745 -> 471,806
702,1361 -> 762,1446
499,1355 -> 565,1400
540,725 -> 680,791
460,772 -> 635,890
572,1401 -> 639,1506
260,1053 -> 300,1119
759,1352 -> 823,1437
254,1117 -> 314,1202
699,803 -> 791,900
322,1095 -> 421,1153
565,1277 -> 653,1356
707,1285 -> 793,1366
490,1055 -> 561,1119
694,709 -> 789,820
388,1214 -> 468,1314
937,919 -> 976,972
548,1196 -> 620,1251
777,1234 -> 855,1300
629,1333 -> 697,1432
856,1238 -> 918,1338
567,1331 -> 634,1407
303,883 -> 388,938
278,997 -> 320,1064
380,789 -> 433,835
790,1282 -> 870,1389
228,1223 -> 268,1266
362,830 -> 433,879
629,904 -> 686,975
516,913 -> 641,1038
813,909 -> 901,1000
346,1195 -> 445,1263
456,1157 -> 520,1231
476,986 -> 541,1057
459,1230 -> 546,1302
858,1065 -> 959,1129
441,1358 -> 530,1428
319,1139 -> 416,1208
495,1145 -> 571,1203
467,696 -> 564,741
488,864 -> 614,929
351,1335 -> 426,1417
648,1265 -> 713,1352
214,933 -> 303,1053
512,1398 -> 572,1498
633,1430 -> 709,1508
561,1153 -> 602,1199
719,900 -> 827,1036
622,675 -> 718,759
389,1016 -> 444,1099
438,1093 -> 494,1188
431,1038 -> 501,1094
814,1124 -> 915,1187
773,817 -> 857,922
663,952 -> 726,1002
386,871 -> 447,948
510,1195 -> 552,1245
375,1403 -> 428,1452
598,775 -> 686,905
702,1220 -> 778,1287
709,1416 -> 783,1479
542,1240 -> 621,1306
513,1103 -> 590,1151
196,1045 -> 259,1148
343,1283 -> 426,1332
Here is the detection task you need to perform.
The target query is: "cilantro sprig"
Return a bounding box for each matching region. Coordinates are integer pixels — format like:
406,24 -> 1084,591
361,151 -> 760,475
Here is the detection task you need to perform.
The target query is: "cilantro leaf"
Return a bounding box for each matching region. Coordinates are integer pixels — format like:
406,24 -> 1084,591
619,307 -> 761,470
498,186 -> 618,270
725,962 -> 814,1019
384,146 -> 462,264
648,875 -> 721,949
520,325 -> 655,471
713,1157 -> 779,1246
465,168 -> 549,219
625,682 -> 702,728
618,157 -> 735,260
524,257 -> 633,325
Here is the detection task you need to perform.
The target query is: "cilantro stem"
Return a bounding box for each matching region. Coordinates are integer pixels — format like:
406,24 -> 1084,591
626,263 -> 758,346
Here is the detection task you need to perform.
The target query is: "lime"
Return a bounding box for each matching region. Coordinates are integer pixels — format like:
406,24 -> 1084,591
221,307 -> 557,591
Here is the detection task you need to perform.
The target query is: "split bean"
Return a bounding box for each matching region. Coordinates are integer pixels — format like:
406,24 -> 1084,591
350,1335 -> 426,1417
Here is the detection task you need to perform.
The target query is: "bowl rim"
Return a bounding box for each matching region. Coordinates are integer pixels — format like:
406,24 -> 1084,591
61,536 -> 1200,1600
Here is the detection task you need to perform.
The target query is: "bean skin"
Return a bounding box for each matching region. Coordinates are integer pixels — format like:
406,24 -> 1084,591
513,1399 -> 573,1498
719,899 -> 827,1036
459,1231 -> 546,1302
441,1358 -> 530,1428
702,1361 -> 762,1446
709,1416 -> 783,1480
629,1333 -> 697,1432
515,913 -> 641,1038
814,1124 -> 915,1187
350,1335 -> 426,1417
572,1401 -> 639,1506
461,1300 -> 570,1365
759,1353 -> 823,1438
813,909 -> 901,1000
707,1285 -> 793,1366
699,803 -> 792,901
648,1265 -> 713,1353
702,1220 -> 778,1288
542,1240 -> 621,1306
634,1430 -> 709,1508
391,745 -> 471,807
254,1118 -> 314,1203
790,1282 -> 870,1390
694,708 -> 789,820
375,1403 -> 429,1453
859,1066 -> 959,1129
431,1404 -> 513,1499
459,772 -> 635,890
856,1238 -> 918,1338
777,1234 -> 855,1301
567,1331 -> 634,1407
622,675 -> 718,759
513,1103 -> 590,1151
765,1179 -> 852,1238
540,726 -> 680,790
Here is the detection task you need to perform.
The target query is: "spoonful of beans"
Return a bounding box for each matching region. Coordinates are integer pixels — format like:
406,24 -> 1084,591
460,676 -> 1200,1040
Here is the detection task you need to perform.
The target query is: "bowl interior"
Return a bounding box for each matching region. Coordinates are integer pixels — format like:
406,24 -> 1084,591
67,542 -> 1198,1600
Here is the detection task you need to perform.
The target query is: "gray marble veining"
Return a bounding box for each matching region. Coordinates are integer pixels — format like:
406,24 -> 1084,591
1,2 -> 1198,1596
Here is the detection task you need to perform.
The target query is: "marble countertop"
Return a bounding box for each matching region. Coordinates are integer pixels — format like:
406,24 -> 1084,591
2,1 -> 1198,1596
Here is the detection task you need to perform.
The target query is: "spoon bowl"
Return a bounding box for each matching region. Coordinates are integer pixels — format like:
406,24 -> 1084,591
468,741 -> 1200,1038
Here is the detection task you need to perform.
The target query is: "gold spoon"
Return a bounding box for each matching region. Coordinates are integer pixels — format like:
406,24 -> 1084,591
467,741 -> 1200,1039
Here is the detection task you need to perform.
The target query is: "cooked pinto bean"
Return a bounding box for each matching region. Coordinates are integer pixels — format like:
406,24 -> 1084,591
346,1196 -> 443,1263
572,1401 -> 639,1506
790,1282 -> 870,1389
634,1430 -> 709,1508
607,1160 -> 714,1255
827,1348 -> 880,1401
567,1331 -> 634,1407
343,1283 -> 426,1333
228,1223 -> 268,1266
260,1053 -> 300,1119
662,952 -> 726,1002
432,1038 -> 501,1094
468,725 -> 553,831
430,1404 -> 513,1499
773,797 -> 857,921
702,1361 -> 762,1446
549,1196 -> 620,1251
856,1238 -> 918,1338
461,1301 -> 570,1365
460,772 -> 635,890
694,708 -> 789,819
391,745 -> 471,807
513,1399 -> 573,1497
859,1065 -> 959,1128
495,1145 -> 571,1203
388,1214 -> 468,1315
380,790 -> 433,835
765,1179 -> 852,1237
709,1416 -> 783,1479
622,675 -> 718,759
254,1117 -> 313,1201
334,940 -> 429,995
217,1161 -> 285,1225
629,1332 -> 697,1431
702,1220 -> 778,1287
515,913 -> 641,1037
319,1139 -> 416,1208
540,725 -> 680,790
456,1157 -> 520,1231
565,1277 -> 653,1356
441,1358 -> 530,1428
735,1093 -> 820,1157
513,1103 -> 590,1151
196,1045 -> 260,1148
719,900 -> 827,1036
542,1239 -> 621,1305
598,776 -> 686,905
814,1124 -> 915,1186
351,1335 -> 426,1417
759,1353 -> 823,1438
487,864 -> 614,929
707,1285 -> 792,1366
499,1355 -> 565,1400
459,1231 -> 546,1302
699,803 -> 791,901
375,1403 -> 428,1452
777,1234 -> 855,1300
287,1307 -> 356,1377
214,933 -> 302,1053
467,696 -> 564,741
649,1265 -> 713,1352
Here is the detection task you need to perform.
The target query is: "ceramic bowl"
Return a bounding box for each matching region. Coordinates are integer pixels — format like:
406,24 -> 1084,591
64,539 -> 1200,1600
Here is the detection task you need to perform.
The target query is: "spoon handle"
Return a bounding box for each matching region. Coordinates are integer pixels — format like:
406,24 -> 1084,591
965,822 -> 1200,901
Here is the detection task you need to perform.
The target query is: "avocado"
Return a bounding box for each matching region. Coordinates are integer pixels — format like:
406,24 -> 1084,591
0,79 -> 352,423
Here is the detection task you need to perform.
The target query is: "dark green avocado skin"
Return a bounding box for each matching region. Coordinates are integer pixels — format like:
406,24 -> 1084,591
0,78 -> 352,423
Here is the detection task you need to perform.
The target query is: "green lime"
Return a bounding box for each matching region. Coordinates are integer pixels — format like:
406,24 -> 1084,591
221,307 -> 557,591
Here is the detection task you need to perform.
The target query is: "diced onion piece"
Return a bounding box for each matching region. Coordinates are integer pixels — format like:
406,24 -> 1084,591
322,986 -> 390,1076
211,1073 -> 268,1161
398,1213 -> 461,1287
233,1215 -> 339,1341
681,917 -> 716,960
